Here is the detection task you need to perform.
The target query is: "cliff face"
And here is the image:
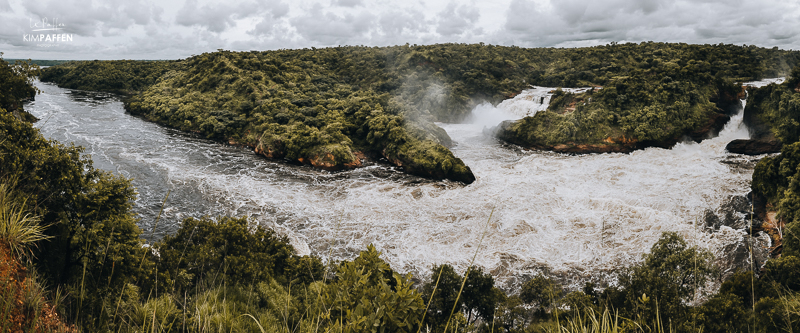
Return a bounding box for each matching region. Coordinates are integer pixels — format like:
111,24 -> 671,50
745,70 -> 800,258
724,84 -> 790,155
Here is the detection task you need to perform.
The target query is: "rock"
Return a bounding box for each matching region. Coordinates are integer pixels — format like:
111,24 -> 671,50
717,195 -> 752,230
254,141 -> 285,159
704,195 -> 754,231
381,146 -> 476,185
400,161 -> 476,184
726,139 -> 782,155
11,109 -> 38,123
686,113 -> 730,142
718,232 -> 771,276
742,91 -> 778,141
703,209 -> 722,230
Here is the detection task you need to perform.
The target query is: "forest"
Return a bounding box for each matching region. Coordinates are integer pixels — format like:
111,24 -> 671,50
39,42 -> 800,182
3,43 -> 800,332
3,59 -> 70,67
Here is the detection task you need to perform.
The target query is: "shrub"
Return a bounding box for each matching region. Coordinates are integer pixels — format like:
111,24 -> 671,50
155,216 -> 308,293
615,232 -> 714,327
324,245 -> 424,333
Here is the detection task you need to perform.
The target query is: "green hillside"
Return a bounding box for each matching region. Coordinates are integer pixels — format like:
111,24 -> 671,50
39,43 -> 800,181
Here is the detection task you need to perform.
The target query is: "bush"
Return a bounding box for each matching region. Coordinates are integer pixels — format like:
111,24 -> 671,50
421,264 -> 501,330
615,232 -> 714,327
155,216 -> 319,293
698,293 -> 748,333
0,183 -> 48,259
324,245 -> 424,333
520,275 -> 563,311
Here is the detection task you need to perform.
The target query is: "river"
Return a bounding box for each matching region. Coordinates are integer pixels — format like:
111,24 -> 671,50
25,80 -> 776,289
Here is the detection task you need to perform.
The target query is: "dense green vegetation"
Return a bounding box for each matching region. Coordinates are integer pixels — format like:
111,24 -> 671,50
748,67 -> 800,219
41,51 -> 477,183
0,53 -> 39,122
498,43 -> 799,151
39,59 -> 178,94
13,47 -> 800,332
41,43 -> 800,181
748,67 -> 800,267
4,59 -> 71,67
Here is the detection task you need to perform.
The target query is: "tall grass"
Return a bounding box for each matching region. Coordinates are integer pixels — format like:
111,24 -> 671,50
0,182 -> 69,332
0,182 -> 49,259
553,308 -> 626,333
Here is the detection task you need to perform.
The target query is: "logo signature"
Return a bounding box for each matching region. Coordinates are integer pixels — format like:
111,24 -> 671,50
24,17 -> 72,46
29,17 -> 66,32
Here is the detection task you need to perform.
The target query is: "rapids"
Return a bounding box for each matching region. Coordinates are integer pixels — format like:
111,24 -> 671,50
25,80 -> 778,289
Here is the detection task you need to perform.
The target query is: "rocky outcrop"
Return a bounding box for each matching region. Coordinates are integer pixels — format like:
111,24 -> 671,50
494,120 -> 640,153
253,140 -> 366,171
742,87 -> 779,140
250,138 -> 475,184
727,87 -> 784,155
381,148 -> 476,184
710,83 -> 746,115
749,192 -> 784,257
687,112 -> 731,142
10,109 -> 38,123
725,139 -> 782,155
400,160 -> 476,184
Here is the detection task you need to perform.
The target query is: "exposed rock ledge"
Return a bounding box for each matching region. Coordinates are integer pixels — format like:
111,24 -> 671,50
244,139 -> 476,184
725,139 -> 782,155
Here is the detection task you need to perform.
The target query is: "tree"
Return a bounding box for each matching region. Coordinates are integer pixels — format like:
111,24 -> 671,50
422,264 -> 463,329
324,244 -> 424,333
155,216 -> 300,293
617,232 -> 714,327
0,109 -> 149,329
520,274 -> 563,320
421,264 -> 501,330
0,53 -> 39,118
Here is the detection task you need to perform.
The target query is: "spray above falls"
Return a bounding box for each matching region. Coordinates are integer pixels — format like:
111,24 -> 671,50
466,86 -> 596,129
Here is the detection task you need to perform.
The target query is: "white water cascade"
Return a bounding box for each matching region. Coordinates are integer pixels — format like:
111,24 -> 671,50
26,80 -> 780,289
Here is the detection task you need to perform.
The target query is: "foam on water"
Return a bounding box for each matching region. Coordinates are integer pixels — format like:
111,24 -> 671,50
25,80 -> 778,289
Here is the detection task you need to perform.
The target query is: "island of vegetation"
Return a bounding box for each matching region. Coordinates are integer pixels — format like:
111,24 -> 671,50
494,43 -> 799,153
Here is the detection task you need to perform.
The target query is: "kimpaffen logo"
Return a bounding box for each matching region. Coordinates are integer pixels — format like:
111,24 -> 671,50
24,17 -> 73,47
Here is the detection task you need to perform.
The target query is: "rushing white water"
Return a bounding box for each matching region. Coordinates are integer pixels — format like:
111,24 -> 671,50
490,86 -> 596,120
25,80 -> 777,290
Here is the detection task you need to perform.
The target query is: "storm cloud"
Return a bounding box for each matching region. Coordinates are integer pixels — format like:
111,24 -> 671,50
0,0 -> 798,60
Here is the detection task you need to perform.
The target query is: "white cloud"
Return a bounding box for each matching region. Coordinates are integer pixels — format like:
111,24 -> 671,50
497,0 -> 800,49
436,2 -> 480,37
176,0 -> 262,32
333,0 -> 363,7
290,3 -> 376,45
1,0 -> 800,59
22,0 -> 162,37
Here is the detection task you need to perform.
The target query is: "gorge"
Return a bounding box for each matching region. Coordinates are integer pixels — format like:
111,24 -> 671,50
25,77 -> 777,290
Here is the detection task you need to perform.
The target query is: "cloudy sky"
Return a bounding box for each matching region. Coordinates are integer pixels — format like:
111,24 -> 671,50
1,0 -> 799,60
